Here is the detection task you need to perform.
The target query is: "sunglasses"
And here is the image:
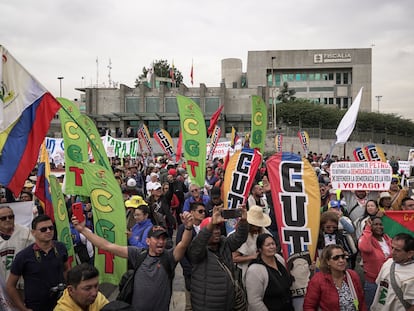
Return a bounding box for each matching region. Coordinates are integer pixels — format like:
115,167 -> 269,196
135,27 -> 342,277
38,226 -> 55,233
0,215 -> 14,221
195,209 -> 205,214
330,254 -> 348,261
190,189 -> 199,193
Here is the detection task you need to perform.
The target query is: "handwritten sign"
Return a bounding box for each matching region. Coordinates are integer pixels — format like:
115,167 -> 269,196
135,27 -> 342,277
330,161 -> 392,190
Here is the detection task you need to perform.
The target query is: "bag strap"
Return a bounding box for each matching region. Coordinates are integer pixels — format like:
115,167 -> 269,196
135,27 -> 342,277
345,270 -> 359,311
348,202 -> 360,218
390,262 -> 412,310
213,253 -> 235,284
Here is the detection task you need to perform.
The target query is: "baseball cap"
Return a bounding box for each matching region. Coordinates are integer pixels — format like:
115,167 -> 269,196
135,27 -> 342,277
152,182 -> 162,190
126,178 -> 136,188
147,226 -> 168,238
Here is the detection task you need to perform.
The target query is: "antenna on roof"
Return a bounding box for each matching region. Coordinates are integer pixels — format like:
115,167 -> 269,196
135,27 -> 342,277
108,58 -> 112,87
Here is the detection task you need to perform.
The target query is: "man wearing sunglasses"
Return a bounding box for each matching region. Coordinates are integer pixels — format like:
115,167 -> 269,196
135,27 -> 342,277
0,206 -> 34,296
6,215 -> 69,311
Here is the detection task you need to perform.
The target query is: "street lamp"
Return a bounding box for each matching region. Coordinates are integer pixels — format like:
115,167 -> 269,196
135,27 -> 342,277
57,76 -> 64,97
375,95 -> 382,113
271,56 -> 277,131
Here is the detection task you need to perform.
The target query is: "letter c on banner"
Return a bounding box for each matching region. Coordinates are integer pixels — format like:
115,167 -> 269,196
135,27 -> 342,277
184,119 -> 198,135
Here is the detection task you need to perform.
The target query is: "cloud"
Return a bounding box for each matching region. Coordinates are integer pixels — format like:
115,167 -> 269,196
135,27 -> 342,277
1,0 -> 414,119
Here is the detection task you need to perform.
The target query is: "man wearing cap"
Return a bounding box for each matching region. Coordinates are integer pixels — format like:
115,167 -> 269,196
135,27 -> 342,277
233,205 -> 272,281
0,205 -> 34,296
147,182 -> 176,242
145,172 -> 159,198
188,205 -> 248,310
72,212 -> 194,311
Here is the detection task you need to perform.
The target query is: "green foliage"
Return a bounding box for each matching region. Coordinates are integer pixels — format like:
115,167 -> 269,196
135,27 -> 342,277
276,100 -> 414,135
135,59 -> 183,87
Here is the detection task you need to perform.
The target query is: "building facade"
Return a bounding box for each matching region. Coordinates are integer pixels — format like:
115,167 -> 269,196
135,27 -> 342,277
52,48 -> 371,138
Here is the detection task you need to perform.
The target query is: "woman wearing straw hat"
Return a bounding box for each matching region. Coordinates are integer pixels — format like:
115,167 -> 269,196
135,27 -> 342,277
233,205 -> 272,282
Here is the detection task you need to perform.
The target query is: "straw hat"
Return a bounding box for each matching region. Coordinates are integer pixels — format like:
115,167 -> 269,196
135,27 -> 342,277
124,195 -> 148,209
23,180 -> 34,188
247,205 -> 271,227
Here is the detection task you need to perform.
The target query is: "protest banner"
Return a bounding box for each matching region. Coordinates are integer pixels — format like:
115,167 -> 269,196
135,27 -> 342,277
266,152 -> 320,298
330,161 -> 392,191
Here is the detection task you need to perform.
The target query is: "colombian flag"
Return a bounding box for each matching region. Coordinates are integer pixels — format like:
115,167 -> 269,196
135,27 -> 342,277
0,46 -> 60,196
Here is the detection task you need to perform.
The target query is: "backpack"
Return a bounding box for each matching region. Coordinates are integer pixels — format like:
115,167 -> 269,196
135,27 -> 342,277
116,249 -> 175,304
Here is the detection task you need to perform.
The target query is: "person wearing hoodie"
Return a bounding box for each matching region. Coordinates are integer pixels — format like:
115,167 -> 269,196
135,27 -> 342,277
54,263 -> 108,311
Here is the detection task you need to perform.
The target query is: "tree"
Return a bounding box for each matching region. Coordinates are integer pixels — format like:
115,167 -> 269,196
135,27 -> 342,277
135,59 -> 183,87
277,82 -> 296,103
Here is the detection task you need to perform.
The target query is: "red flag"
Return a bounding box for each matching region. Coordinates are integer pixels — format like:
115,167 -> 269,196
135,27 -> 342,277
190,62 -> 194,85
207,105 -> 224,135
175,131 -> 183,163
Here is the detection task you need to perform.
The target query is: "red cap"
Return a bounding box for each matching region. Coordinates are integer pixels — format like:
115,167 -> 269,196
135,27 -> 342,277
168,168 -> 177,177
199,217 -> 212,230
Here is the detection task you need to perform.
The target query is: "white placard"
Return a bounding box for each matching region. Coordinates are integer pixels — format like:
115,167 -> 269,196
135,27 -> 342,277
330,161 -> 392,191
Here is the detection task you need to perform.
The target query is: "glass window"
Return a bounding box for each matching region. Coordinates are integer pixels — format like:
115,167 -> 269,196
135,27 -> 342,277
336,73 -> 341,84
166,121 -> 180,137
328,73 -> 334,80
267,73 -> 273,86
145,97 -> 159,113
147,121 -> 159,135
282,74 -> 288,82
315,73 -> 321,80
189,97 -> 201,106
336,98 -> 341,108
343,73 -> 349,84
288,74 -> 294,81
329,98 -> 334,105
125,97 -> 140,113
324,98 -> 328,105
309,73 -> 315,81
301,73 -> 307,81
165,97 -> 178,113
205,97 -> 220,114
296,73 -> 301,81
322,73 -> 328,81
343,98 -> 349,109
275,74 -> 281,86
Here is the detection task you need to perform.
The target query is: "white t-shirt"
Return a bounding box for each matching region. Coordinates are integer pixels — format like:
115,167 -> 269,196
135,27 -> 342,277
371,258 -> 414,311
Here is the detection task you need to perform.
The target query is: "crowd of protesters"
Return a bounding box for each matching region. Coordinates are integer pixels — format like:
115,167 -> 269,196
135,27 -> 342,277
0,150 -> 413,311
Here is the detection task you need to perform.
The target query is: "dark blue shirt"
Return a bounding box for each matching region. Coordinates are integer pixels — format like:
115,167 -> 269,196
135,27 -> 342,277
11,241 -> 68,311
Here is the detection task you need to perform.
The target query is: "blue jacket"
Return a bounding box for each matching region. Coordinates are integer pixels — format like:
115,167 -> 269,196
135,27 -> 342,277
128,219 -> 153,248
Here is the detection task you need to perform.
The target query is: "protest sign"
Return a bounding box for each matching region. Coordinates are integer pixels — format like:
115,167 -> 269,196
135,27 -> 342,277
330,161 -> 392,190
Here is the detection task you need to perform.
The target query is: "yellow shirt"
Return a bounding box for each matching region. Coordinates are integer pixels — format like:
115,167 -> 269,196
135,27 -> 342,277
54,288 -> 109,311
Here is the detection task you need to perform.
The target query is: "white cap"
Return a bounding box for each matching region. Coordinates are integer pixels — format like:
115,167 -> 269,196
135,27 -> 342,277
127,178 -> 137,187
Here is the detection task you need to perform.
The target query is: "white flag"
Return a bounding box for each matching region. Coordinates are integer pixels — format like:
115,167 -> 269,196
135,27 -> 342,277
335,87 -> 364,144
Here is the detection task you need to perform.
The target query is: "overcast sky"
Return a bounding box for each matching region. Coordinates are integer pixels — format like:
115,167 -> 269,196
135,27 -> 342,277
2,0 -> 414,119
